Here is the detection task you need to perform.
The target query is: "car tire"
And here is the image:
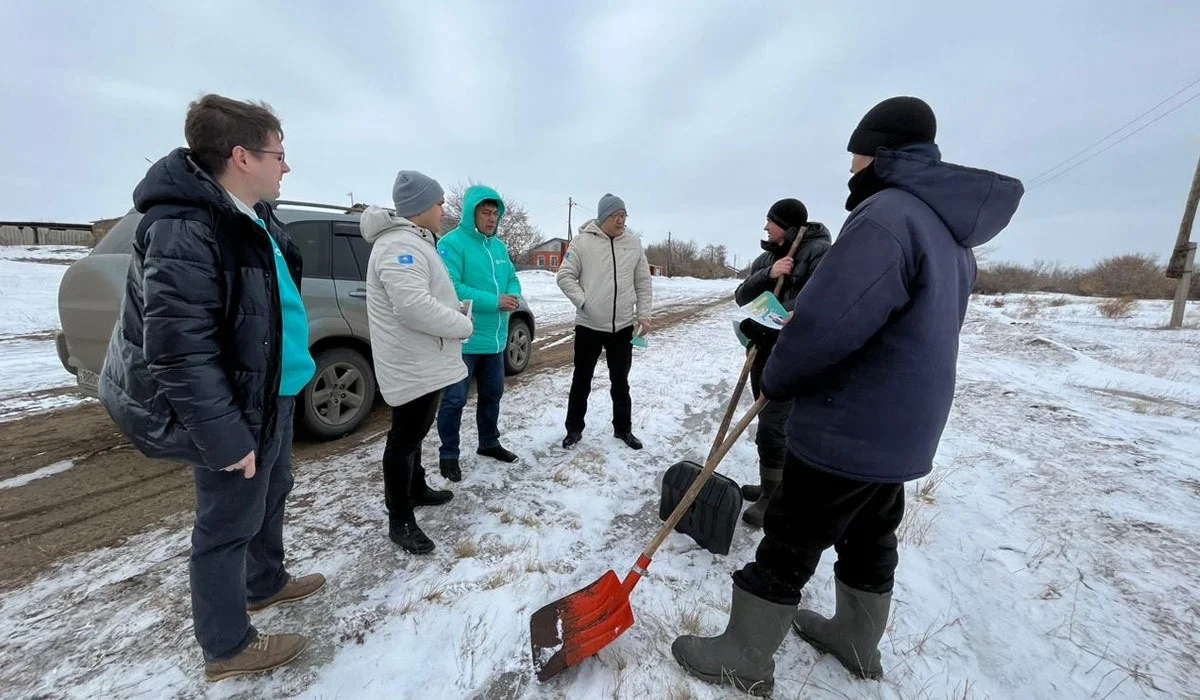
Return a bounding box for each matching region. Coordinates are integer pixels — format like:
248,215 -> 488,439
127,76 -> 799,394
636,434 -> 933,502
504,316 -> 532,375
299,346 -> 376,440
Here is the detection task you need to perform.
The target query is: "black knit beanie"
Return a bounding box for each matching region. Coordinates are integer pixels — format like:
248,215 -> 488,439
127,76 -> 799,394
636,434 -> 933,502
766,198 -> 808,231
847,96 -> 937,155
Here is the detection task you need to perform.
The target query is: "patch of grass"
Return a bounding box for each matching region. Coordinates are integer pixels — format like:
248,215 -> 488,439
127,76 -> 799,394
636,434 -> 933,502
525,558 -> 547,574
678,605 -> 704,636
1098,296 -> 1136,319
1019,297 -> 1043,319
1048,296 -> 1069,307
420,580 -> 448,604
454,538 -> 479,559
553,468 -> 570,484
484,566 -> 520,590
985,297 -> 1006,308
898,502 -> 939,546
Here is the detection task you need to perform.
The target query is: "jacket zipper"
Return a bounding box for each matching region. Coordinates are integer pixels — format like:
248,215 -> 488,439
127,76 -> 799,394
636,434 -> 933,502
608,236 -> 618,333
484,237 -> 502,349
253,213 -> 282,451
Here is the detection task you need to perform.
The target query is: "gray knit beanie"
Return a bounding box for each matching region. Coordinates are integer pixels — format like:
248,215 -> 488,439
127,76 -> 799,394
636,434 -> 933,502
392,170 -> 444,219
597,193 -> 626,225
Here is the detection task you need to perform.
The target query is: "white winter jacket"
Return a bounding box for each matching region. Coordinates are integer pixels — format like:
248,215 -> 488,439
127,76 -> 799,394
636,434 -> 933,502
360,207 -> 473,407
556,220 -> 654,333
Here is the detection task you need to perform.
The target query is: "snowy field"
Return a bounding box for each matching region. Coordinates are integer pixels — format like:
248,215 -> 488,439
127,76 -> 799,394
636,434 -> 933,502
1,291 -> 1198,699
0,246 -> 93,420
0,248 -> 737,422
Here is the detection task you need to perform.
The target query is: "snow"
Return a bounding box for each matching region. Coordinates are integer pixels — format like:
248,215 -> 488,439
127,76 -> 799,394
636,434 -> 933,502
0,460 -> 75,490
0,248 -> 91,420
2,259 -> 1199,697
518,269 -> 740,327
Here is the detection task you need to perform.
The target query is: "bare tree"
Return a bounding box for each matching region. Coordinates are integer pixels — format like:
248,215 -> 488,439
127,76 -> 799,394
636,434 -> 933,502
645,235 -> 731,278
440,181 -> 545,256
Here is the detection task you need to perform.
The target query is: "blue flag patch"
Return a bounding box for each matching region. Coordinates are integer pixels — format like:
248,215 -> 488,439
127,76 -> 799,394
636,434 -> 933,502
397,254 -> 415,266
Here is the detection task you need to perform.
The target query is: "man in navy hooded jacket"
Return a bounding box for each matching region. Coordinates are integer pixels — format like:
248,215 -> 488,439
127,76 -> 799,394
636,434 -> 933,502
672,96 -> 1024,694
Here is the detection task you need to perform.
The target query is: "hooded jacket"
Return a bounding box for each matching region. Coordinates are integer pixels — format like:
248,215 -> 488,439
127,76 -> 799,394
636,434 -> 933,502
735,222 -> 833,310
762,143 -> 1024,482
360,207 -> 474,407
436,185 -> 522,354
556,219 -> 654,333
99,148 -> 301,470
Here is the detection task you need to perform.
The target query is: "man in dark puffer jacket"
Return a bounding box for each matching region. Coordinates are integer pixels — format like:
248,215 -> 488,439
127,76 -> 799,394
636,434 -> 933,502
672,96 -> 1023,694
100,95 -> 324,682
733,199 -> 830,527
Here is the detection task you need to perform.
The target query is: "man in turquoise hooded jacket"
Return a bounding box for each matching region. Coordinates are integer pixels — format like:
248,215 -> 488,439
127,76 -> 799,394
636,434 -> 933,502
436,184 -> 523,480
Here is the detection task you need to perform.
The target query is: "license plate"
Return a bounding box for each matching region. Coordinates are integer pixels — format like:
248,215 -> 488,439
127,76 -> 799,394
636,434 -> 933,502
76,367 -> 99,396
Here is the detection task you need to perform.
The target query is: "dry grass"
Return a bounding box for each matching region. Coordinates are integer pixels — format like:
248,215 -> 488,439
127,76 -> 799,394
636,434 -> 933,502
1048,296 -> 1070,307
678,605 -> 704,636
985,297 -> 1006,308
898,502 -> 939,546
454,538 -> 479,559
483,566 -> 520,590
1098,296 -> 1136,319
552,468 -> 570,484
1019,297 -> 1043,319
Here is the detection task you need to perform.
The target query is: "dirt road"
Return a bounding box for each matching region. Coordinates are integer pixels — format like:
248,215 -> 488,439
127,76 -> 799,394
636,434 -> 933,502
0,298 -> 731,591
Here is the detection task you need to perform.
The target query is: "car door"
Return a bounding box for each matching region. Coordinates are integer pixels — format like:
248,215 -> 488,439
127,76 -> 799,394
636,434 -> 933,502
331,221 -> 371,338
287,220 -> 351,342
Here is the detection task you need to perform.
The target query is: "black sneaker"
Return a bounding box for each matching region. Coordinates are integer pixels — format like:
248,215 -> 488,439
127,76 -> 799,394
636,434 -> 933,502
412,486 -> 453,507
388,522 -> 435,555
615,432 -> 643,450
439,458 -> 461,482
561,431 -> 583,450
477,445 -> 519,463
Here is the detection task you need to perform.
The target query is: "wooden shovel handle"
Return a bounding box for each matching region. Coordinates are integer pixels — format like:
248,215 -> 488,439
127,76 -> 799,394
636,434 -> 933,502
645,395 -> 769,561
705,225 -> 808,461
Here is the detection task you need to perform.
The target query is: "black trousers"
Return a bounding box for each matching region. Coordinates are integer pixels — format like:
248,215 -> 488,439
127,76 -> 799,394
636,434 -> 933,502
382,389 -> 442,526
565,324 -> 634,434
748,351 -> 791,477
734,451 -> 905,605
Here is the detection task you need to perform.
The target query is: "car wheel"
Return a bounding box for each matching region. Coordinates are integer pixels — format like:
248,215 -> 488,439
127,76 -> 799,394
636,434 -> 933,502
299,346 -> 376,440
504,317 -> 532,375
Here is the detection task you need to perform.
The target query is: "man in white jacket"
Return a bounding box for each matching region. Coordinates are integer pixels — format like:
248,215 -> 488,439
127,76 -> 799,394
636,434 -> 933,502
360,170 -> 473,555
556,193 -> 653,450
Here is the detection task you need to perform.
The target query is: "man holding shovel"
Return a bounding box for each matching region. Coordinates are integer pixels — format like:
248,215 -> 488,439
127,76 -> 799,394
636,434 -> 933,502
733,199 -> 831,527
671,96 -> 1024,694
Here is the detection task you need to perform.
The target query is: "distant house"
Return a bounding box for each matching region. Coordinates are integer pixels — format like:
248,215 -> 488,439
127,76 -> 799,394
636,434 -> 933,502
649,264 -> 667,276
522,238 -> 570,271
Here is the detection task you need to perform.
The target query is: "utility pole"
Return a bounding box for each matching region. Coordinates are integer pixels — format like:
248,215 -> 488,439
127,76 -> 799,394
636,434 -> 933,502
567,197 -> 575,242
347,191 -> 355,206
667,231 -> 673,277
1167,150 -> 1200,328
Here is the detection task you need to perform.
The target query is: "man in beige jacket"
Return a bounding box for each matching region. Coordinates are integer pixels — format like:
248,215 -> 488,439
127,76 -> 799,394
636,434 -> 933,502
361,170 -> 473,555
556,193 -> 653,450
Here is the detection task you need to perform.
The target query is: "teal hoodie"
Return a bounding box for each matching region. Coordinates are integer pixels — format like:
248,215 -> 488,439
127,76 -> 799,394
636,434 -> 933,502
437,185 -> 522,354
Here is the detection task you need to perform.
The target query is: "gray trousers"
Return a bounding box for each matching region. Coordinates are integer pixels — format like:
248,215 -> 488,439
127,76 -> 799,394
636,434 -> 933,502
189,397 -> 295,661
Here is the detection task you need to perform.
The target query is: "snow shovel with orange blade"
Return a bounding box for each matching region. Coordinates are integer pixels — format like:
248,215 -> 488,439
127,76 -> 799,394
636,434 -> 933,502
530,394 -> 768,683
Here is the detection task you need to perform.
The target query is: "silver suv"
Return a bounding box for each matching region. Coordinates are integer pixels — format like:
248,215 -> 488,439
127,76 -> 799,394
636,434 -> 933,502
55,200 -> 537,440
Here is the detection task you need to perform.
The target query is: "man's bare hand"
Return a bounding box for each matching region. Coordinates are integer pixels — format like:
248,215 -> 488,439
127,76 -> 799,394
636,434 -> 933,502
224,450 -> 256,479
499,294 -> 520,311
768,258 -> 795,279
638,319 -> 653,334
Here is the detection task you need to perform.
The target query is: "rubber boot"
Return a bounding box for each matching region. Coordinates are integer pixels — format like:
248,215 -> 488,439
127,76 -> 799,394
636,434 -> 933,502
792,578 -> 891,679
741,467 -> 782,528
741,483 -> 762,502
671,582 -> 796,697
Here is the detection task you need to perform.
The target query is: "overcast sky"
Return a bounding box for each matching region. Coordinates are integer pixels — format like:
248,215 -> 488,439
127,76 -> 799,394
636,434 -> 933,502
3,0 -> 1198,269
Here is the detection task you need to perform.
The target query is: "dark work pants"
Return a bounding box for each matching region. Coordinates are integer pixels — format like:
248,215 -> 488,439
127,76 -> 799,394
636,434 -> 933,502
734,451 -> 906,605
565,324 -> 634,434
382,389 -> 442,526
190,397 -> 295,662
748,350 -> 792,478
437,352 -> 505,459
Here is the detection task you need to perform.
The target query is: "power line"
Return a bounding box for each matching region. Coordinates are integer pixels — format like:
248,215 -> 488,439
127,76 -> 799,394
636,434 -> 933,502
1028,89 -> 1200,191
1026,75 -> 1200,187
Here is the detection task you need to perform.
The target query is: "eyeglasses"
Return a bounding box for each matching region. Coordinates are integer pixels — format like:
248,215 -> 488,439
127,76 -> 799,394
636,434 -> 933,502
244,147 -> 287,164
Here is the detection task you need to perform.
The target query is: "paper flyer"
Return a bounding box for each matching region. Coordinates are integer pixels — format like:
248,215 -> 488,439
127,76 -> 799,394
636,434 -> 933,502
459,299 -> 473,317
741,291 -> 789,330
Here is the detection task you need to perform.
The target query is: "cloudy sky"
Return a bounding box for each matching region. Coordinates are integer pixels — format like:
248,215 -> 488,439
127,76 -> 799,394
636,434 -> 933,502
3,0 -> 1198,269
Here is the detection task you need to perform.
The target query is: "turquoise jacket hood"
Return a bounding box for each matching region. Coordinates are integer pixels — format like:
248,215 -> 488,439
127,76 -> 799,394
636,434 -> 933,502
437,185 -> 522,354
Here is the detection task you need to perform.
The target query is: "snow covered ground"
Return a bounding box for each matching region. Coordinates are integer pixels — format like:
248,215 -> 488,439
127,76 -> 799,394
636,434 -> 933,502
519,269 -> 739,327
1,292 -> 1197,699
0,246 -> 93,420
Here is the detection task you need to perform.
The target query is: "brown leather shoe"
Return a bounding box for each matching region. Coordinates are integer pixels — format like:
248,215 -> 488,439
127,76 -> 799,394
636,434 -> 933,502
204,633 -> 307,682
248,573 -> 326,614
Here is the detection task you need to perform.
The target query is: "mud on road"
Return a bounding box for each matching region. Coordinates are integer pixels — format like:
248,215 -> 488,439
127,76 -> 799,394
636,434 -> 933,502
0,298 -> 731,591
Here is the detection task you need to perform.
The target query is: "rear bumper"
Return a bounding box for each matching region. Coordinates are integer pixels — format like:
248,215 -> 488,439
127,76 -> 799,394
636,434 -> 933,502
55,332 -> 75,375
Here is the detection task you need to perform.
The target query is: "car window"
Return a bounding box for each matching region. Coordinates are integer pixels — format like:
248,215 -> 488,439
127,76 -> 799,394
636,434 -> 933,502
332,235 -> 363,281
286,221 -> 331,278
